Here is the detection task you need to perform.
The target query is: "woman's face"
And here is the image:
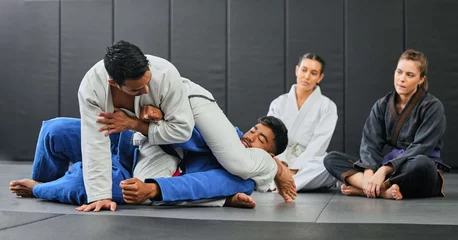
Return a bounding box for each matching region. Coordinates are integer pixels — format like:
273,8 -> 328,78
394,59 -> 425,96
295,58 -> 324,92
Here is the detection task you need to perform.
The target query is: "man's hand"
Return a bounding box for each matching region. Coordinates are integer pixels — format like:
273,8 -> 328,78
97,108 -> 136,136
75,199 -> 116,212
140,105 -> 163,122
273,157 -> 297,202
120,178 -> 158,204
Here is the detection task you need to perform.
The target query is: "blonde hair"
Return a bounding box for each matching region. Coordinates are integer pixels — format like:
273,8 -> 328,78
399,49 -> 428,91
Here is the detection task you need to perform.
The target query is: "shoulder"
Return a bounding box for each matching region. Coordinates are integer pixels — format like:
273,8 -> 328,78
371,91 -> 394,112
270,93 -> 288,105
80,59 -> 107,90
420,92 -> 445,114
146,55 -> 177,70
319,94 -> 337,113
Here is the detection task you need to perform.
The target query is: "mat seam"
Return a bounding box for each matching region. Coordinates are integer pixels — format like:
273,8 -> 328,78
314,191 -> 336,223
0,213 -> 66,232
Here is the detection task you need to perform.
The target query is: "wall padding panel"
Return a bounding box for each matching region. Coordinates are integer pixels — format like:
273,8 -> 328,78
171,0 -> 227,112
228,0 -> 285,131
405,0 -> 458,168
60,0 -> 112,117
114,0 -> 169,59
345,0 -> 403,156
287,0 -> 344,152
0,0 -> 59,160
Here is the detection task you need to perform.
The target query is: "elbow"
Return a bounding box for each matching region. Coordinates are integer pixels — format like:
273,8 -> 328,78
228,168 -> 251,180
169,123 -> 193,143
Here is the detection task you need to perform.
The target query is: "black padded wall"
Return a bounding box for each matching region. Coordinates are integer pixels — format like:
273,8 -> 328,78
0,0 -> 59,160
171,0 -> 227,112
345,0 -> 403,157
1,0 -> 457,168
286,0 -> 344,152
60,0 -> 113,117
114,0 -> 169,59
405,0 -> 458,167
228,0 -> 285,131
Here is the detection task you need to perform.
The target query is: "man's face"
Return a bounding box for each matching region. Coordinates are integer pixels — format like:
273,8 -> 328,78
241,123 -> 275,154
109,70 -> 152,96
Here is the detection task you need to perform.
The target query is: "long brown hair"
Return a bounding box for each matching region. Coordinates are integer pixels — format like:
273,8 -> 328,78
399,49 -> 428,91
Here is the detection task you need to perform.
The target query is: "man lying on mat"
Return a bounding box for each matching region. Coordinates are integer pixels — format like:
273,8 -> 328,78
10,115 -> 289,209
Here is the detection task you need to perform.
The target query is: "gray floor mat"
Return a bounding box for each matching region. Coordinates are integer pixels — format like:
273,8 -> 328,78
2,162 -> 457,226
1,214 -> 457,240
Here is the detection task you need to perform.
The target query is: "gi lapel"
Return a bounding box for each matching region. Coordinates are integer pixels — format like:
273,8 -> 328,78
283,85 -> 300,128
289,86 -> 322,140
105,81 -> 114,113
390,87 -> 424,147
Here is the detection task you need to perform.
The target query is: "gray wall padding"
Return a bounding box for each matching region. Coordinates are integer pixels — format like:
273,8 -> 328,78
114,0 -> 169,59
60,0 -> 113,117
287,0 -> 344,152
0,0 -> 457,168
171,0 -> 227,112
228,0 -> 285,131
405,0 -> 458,168
0,0 -> 59,160
344,0 -> 403,157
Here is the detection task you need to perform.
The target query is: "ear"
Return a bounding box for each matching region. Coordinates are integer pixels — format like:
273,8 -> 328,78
317,73 -> 325,84
295,65 -> 299,77
419,76 -> 426,85
108,79 -> 119,88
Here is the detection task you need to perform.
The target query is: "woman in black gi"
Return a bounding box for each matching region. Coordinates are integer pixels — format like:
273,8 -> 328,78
324,49 -> 449,200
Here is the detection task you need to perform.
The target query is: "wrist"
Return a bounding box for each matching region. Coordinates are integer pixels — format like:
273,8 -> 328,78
380,165 -> 394,175
130,118 -> 140,131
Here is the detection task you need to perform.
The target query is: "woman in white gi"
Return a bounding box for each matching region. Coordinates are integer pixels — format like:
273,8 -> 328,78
268,53 -> 337,191
324,49 -> 449,200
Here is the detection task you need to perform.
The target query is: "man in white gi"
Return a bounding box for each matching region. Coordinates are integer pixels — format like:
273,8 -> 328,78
77,40 -> 296,212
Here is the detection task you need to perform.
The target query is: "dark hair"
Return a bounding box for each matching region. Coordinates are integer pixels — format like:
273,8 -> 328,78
399,49 -> 428,91
103,40 -> 149,86
258,116 -> 288,155
298,53 -> 326,74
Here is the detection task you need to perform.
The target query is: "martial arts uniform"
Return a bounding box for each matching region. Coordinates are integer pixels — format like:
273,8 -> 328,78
324,87 -> 450,198
79,55 -> 277,203
31,118 -> 254,206
146,127 -> 255,206
32,118 -> 136,205
268,85 -> 337,191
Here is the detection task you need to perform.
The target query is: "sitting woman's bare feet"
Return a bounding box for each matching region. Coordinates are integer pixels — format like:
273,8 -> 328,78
341,184 -> 365,196
224,193 -> 256,208
9,179 -> 40,198
380,184 -> 403,200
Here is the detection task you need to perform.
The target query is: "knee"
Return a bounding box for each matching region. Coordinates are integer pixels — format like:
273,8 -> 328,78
41,118 -> 79,139
323,151 -> 341,170
410,155 -> 435,172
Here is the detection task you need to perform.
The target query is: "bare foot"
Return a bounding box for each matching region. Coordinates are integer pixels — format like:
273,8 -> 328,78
380,184 -> 403,200
9,179 -> 40,197
224,193 -> 256,208
390,184 -> 403,200
341,184 -> 365,196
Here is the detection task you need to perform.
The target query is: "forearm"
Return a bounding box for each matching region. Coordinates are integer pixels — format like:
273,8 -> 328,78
377,164 -> 394,176
146,169 -> 254,202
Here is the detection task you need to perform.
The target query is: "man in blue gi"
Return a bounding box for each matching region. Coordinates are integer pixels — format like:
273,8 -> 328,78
10,116 -> 288,209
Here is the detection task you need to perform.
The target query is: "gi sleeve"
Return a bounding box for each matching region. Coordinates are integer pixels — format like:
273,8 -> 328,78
147,67 -> 194,145
355,100 -> 387,172
78,73 -> 113,203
